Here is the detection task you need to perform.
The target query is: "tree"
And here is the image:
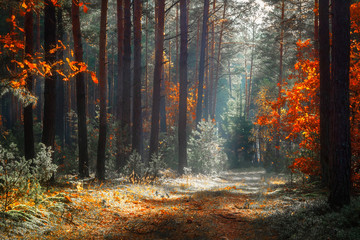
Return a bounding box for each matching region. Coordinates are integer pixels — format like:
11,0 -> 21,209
116,0 -> 124,169
23,0 -> 35,161
132,0 -> 142,155
56,7 -> 65,149
328,0 -> 351,209
195,0 -> 210,126
96,0 -> 108,181
178,0 -> 188,175
122,0 -> 131,157
72,0 -> 89,178
149,0 -> 165,160
319,0 -> 330,186
42,0 -> 57,157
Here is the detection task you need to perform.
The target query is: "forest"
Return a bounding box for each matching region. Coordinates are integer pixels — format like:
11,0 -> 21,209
0,0 -> 359,239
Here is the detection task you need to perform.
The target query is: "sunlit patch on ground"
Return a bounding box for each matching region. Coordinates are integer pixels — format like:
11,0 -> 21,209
0,168 -> 303,240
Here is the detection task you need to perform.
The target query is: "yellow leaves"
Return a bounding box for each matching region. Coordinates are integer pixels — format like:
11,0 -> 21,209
77,182 -> 83,192
21,1 -> 27,10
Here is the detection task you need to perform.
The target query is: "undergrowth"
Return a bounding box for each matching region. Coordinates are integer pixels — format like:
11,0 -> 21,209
264,197 -> 360,240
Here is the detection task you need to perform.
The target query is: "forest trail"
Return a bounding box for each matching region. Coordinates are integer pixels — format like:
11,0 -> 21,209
15,168 -> 303,240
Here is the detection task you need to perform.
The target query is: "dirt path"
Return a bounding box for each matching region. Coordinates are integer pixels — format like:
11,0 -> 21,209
19,168 -> 293,239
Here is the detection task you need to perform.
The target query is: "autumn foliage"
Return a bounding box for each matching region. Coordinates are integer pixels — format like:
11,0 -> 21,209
256,3 -> 360,185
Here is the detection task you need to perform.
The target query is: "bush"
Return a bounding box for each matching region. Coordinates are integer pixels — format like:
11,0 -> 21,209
123,151 -> 166,183
187,119 -> 227,174
0,143 -> 57,211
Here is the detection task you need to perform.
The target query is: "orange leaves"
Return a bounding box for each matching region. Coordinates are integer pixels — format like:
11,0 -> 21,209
90,71 -> 98,84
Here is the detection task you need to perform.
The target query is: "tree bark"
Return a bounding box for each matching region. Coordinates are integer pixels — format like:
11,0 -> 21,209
96,0 -> 108,181
132,0 -> 143,154
274,0 -> 285,171
319,0 -> 330,187
195,0 -> 210,127
42,0 -> 57,153
121,0 -> 132,162
24,0 -> 35,161
328,0 -> 351,209
149,0 -> 165,160
178,0 -> 188,175
116,0 -> 124,170
212,0 -> 227,119
56,8 -> 65,149
72,0 -> 90,178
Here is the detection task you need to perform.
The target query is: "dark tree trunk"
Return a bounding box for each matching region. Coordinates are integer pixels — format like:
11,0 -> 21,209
96,0 -> 108,181
319,0 -> 330,187
160,74 -> 167,133
24,0 -> 35,161
314,0 -> 319,49
35,12 -> 43,123
116,0 -> 124,170
56,8 -> 65,150
149,0 -> 165,160
328,0 -> 351,209
42,0 -> 57,153
132,0 -> 143,154
178,0 -> 188,175
72,0 -> 89,178
195,0 -> 209,127
122,0 -> 131,155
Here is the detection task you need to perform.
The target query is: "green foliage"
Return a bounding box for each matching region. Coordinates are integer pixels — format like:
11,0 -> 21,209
187,119 -> 227,174
123,151 -> 166,183
0,143 -> 57,211
159,127 -> 178,170
265,198 -> 360,240
222,88 -> 256,169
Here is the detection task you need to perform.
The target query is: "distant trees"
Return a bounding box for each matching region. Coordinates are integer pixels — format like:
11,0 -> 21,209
195,0 -> 209,126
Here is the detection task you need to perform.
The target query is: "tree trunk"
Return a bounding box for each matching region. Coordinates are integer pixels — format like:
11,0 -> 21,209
121,0 -> 132,161
160,73 -> 167,133
314,0 -> 319,49
149,0 -> 165,160
195,0 -> 210,127
275,0 -> 285,171
178,0 -> 188,175
319,0 -> 330,187
35,12 -> 43,123
96,0 -> 108,181
72,0 -> 90,178
212,0 -> 227,119
56,8 -> 65,149
24,0 -> 35,161
208,0 -> 216,121
132,0 -> 143,154
42,0 -> 57,154
328,0 -> 351,209
116,0 -> 124,170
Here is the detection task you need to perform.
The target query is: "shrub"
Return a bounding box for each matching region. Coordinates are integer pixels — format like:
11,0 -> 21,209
0,143 -> 57,211
187,119 -> 227,174
123,151 -> 166,183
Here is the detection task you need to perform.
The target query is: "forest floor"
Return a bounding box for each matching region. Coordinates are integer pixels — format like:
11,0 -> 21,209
1,168 -> 328,240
